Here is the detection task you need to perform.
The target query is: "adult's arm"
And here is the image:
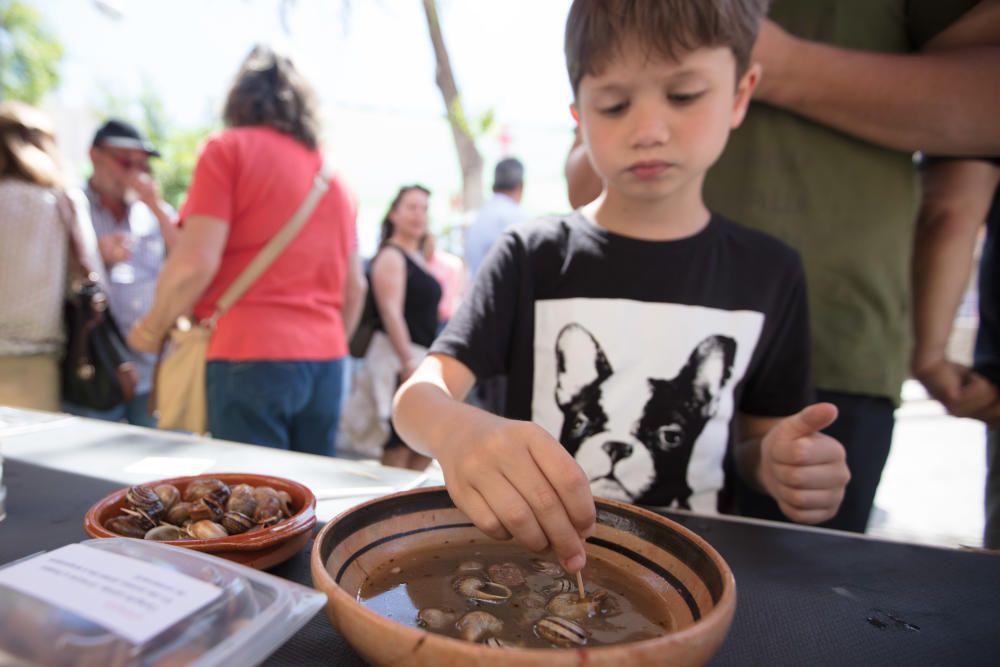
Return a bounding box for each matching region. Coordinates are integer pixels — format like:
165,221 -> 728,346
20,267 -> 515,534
127,214 -> 228,352
342,249 -> 367,339
911,160 -> 1000,417
752,17 -> 1000,155
370,248 -> 418,380
565,126 -> 603,209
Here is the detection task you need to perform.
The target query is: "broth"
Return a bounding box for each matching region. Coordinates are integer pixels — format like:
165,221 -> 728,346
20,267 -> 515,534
358,543 -> 673,649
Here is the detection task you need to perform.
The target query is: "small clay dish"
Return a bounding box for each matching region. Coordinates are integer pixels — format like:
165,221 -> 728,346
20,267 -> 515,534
84,473 -> 316,570
311,487 -> 735,667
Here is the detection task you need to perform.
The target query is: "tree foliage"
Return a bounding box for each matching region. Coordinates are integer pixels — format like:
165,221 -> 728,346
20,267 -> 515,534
0,0 -> 63,103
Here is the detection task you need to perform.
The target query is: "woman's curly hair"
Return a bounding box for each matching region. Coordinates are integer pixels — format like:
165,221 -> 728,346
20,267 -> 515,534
222,45 -> 321,149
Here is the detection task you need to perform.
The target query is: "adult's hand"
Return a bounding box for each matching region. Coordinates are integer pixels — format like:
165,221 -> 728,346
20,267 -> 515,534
98,232 -> 133,266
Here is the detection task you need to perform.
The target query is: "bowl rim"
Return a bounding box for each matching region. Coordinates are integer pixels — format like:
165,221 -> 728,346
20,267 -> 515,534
310,485 -> 736,656
84,472 -> 317,552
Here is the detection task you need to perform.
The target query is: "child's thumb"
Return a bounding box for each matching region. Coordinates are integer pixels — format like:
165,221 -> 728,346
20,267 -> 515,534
774,402 -> 838,441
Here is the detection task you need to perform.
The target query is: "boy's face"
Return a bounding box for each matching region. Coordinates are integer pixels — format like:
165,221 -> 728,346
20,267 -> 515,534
574,44 -> 758,203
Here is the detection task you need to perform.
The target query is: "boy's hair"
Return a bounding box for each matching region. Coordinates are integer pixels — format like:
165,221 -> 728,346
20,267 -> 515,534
565,0 -> 770,96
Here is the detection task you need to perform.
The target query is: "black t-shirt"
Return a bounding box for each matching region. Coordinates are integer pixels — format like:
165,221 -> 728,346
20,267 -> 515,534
432,212 -> 812,511
373,244 -> 442,348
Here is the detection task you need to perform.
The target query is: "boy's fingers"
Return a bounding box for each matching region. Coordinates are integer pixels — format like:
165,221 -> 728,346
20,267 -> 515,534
528,434 -> 597,536
770,402 -> 838,444
769,458 -> 851,490
774,486 -> 845,512
769,431 -> 846,467
450,487 -> 511,542
474,474 -> 550,554
502,457 -> 589,573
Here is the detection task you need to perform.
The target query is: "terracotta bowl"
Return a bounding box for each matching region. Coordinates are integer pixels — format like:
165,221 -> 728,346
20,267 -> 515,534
84,473 -> 316,570
311,487 -> 735,667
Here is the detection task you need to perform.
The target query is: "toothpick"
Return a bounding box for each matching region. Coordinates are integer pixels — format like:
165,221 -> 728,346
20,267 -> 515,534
576,570 -> 585,600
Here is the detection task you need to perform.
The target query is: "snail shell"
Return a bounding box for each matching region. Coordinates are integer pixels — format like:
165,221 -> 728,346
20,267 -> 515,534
105,515 -> 148,538
511,590 -> 548,624
529,559 -> 564,577
534,616 -> 588,647
220,511 -> 255,535
183,478 -> 231,506
487,562 -> 526,587
542,578 -> 575,596
545,591 -> 608,622
189,497 -> 225,523
125,485 -> 165,521
253,493 -> 283,526
226,485 -> 257,517
120,507 -> 157,531
276,490 -> 294,517
416,608 -> 457,631
453,575 -> 512,603
152,484 -> 181,512
456,611 -> 503,642
166,501 -> 194,526
186,520 -> 228,540
144,525 -> 187,541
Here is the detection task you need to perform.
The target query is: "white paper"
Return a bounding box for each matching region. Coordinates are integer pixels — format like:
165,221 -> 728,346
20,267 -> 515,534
0,543 -> 222,645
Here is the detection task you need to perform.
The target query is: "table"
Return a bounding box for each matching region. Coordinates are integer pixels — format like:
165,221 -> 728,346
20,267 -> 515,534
1,411 -> 999,665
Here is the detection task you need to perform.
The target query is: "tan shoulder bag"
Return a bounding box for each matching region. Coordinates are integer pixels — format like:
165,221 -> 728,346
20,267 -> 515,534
156,165 -> 330,434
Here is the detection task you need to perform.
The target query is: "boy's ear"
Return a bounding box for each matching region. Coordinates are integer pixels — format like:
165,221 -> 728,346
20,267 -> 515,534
731,63 -> 762,129
569,103 -> 580,123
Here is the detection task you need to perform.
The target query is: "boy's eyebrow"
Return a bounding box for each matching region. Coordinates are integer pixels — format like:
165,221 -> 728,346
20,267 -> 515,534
589,68 -> 708,93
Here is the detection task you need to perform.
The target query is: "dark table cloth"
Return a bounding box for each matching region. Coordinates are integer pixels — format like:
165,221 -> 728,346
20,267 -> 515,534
2,458 -> 998,666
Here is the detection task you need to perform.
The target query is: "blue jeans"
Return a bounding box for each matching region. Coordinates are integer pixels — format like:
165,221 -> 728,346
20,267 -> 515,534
63,392 -> 156,428
206,359 -> 345,456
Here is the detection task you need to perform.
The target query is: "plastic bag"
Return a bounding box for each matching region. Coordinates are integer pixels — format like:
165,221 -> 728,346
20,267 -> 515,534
0,538 -> 325,666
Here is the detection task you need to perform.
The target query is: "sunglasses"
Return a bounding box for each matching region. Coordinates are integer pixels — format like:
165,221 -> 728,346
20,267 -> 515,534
98,147 -> 151,173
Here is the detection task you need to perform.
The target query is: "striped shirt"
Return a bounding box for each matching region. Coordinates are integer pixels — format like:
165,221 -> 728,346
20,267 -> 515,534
85,185 -> 174,393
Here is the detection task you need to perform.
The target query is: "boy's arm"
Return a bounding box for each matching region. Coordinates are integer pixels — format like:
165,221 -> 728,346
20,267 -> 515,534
752,17 -> 1000,155
393,353 -> 596,572
733,405 -> 849,524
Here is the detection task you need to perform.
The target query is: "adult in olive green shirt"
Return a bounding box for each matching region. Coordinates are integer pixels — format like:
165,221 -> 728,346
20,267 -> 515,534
704,0 -> 995,533
566,0 -> 998,532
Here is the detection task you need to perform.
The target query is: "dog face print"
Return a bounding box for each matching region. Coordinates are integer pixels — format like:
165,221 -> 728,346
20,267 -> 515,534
554,323 -> 737,508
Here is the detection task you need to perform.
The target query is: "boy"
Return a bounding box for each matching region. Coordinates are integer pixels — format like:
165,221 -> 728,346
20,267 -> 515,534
393,0 -> 850,573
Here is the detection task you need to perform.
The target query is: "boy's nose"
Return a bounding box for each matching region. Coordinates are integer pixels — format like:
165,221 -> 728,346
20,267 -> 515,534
629,103 -> 670,148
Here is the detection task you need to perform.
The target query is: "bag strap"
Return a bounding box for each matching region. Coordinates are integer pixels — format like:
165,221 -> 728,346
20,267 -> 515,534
204,163 -> 330,327
55,191 -> 99,287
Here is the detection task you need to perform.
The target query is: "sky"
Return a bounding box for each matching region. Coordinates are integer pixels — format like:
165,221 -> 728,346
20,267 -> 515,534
33,0 -> 579,255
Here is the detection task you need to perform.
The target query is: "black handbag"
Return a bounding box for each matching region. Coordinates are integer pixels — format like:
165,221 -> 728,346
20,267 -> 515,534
57,195 -> 137,410
348,287 -> 379,359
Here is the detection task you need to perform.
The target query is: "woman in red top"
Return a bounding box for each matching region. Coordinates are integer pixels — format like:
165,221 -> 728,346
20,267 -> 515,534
129,46 -> 366,455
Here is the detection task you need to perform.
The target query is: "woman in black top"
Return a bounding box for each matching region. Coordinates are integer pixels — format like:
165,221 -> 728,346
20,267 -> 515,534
370,184 -> 442,469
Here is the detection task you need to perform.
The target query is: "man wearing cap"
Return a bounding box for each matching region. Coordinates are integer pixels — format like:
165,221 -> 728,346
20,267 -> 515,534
62,119 -> 177,426
464,157 -> 527,282
462,157 -> 528,416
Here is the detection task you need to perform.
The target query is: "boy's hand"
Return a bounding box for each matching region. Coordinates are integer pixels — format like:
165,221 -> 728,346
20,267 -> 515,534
759,403 -> 849,524
434,410 -> 596,573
